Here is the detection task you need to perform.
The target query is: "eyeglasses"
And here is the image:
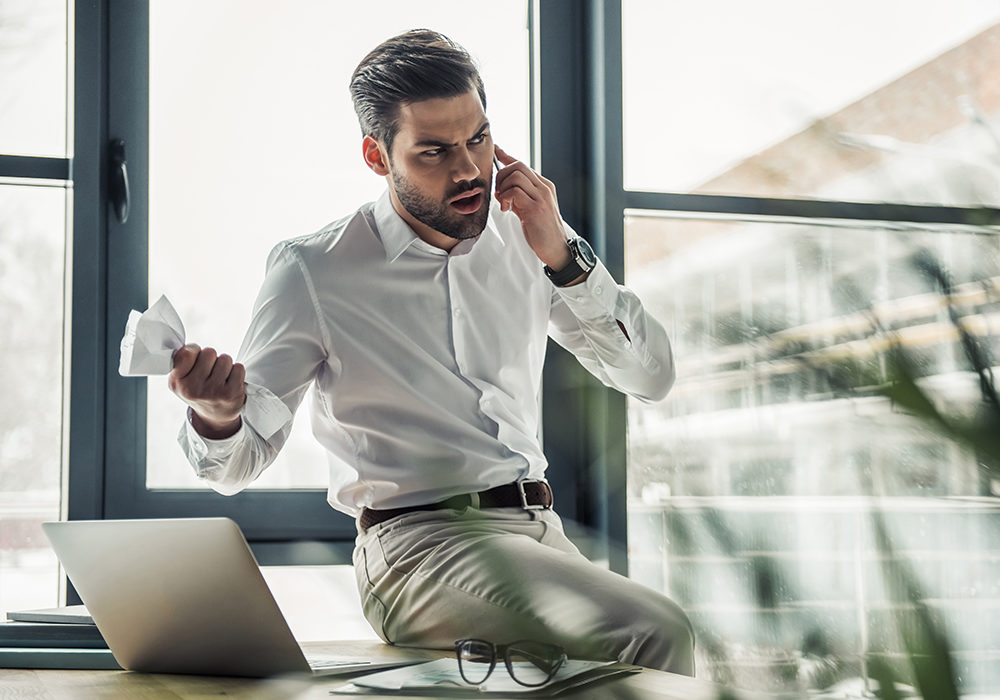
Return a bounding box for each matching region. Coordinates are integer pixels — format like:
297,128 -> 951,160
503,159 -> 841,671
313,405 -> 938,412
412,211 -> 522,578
454,638 -> 567,687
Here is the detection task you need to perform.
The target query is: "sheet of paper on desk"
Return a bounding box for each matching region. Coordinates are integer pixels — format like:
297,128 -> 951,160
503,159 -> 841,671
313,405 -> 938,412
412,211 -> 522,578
331,657 -> 640,696
117,294 -> 293,439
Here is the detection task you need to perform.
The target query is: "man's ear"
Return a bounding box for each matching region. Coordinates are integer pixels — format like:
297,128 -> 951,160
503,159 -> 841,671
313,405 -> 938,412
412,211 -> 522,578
362,135 -> 390,176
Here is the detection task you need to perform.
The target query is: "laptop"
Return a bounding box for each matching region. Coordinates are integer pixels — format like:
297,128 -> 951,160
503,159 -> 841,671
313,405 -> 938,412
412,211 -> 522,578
42,517 -> 417,678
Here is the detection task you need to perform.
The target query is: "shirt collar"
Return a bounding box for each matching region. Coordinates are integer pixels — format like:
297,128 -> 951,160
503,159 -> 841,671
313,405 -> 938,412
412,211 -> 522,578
374,189 -> 506,264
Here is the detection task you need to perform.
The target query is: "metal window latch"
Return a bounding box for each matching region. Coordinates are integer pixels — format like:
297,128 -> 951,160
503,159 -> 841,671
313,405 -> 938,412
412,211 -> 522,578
109,139 -> 130,224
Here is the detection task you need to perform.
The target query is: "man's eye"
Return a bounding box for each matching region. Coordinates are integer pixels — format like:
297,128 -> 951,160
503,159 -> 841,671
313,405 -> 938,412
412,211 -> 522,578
469,134 -> 487,145
422,149 -> 444,157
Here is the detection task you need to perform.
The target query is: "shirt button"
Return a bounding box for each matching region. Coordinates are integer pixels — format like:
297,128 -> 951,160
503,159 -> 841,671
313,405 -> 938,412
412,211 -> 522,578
453,308 -> 462,317
595,286 -> 603,295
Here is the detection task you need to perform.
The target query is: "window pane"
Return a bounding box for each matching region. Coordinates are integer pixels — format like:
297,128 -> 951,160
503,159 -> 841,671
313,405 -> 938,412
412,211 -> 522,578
625,213 -> 1000,693
146,1 -> 531,488
0,184 -> 67,613
0,0 -> 68,157
622,1 -> 1000,207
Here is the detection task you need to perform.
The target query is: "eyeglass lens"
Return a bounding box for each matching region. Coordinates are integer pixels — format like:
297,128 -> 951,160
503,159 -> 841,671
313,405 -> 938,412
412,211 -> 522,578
456,639 -> 495,684
505,640 -> 566,686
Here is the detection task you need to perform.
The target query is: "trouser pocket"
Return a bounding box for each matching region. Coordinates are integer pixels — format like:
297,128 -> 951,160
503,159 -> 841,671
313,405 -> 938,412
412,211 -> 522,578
353,539 -> 392,643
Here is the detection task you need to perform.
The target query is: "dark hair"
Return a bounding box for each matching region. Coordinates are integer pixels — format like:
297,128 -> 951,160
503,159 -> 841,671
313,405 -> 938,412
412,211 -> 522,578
349,29 -> 487,155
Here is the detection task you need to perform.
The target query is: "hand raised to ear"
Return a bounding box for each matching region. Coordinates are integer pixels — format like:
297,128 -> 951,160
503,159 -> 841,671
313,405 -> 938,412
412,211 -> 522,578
494,145 -> 571,271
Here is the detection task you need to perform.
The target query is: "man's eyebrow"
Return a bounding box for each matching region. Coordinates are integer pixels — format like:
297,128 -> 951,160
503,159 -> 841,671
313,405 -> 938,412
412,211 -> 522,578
412,121 -> 491,149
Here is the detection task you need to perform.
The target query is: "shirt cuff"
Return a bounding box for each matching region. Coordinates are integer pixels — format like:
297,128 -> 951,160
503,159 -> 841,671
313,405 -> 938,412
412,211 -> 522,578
553,259 -> 620,320
183,406 -> 246,461
243,382 -> 293,440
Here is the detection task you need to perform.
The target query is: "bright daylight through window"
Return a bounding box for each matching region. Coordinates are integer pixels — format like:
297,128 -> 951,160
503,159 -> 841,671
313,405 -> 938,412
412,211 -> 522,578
623,0 -> 1000,694
4,1 -> 1000,695
0,0 -> 70,615
145,0 -> 530,489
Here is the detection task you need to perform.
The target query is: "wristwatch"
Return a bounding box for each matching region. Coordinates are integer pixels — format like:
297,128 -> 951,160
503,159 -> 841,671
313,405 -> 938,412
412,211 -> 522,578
544,237 -> 597,287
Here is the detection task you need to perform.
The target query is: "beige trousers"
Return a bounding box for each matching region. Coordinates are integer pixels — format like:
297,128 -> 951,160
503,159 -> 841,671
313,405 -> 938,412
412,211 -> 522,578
352,506 -> 695,675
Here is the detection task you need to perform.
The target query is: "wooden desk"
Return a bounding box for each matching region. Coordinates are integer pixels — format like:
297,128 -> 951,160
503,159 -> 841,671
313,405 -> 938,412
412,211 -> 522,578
0,640 -> 762,699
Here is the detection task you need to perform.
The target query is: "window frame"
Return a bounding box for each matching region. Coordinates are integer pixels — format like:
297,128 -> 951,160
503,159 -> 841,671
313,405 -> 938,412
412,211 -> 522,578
0,2 -> 73,614
68,0 -> 358,551
69,0 -> 1000,571
536,0 -> 1000,576
73,0 -> 546,559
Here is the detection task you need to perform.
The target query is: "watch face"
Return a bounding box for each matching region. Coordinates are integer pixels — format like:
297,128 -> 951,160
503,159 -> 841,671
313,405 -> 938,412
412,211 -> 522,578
573,237 -> 597,267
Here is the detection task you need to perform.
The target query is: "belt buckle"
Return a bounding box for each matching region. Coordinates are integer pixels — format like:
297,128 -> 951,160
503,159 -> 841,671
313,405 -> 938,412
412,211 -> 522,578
517,480 -> 548,510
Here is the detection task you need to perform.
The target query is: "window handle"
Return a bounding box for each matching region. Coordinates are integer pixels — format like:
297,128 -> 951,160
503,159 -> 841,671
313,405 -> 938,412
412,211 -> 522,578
109,139 -> 130,224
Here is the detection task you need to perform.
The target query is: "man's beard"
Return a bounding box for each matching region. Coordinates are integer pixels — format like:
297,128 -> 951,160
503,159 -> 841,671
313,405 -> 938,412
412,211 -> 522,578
391,172 -> 491,241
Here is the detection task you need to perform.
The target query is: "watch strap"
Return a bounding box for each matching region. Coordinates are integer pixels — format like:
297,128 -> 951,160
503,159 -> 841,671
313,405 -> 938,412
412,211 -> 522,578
545,237 -> 596,287
544,258 -> 587,287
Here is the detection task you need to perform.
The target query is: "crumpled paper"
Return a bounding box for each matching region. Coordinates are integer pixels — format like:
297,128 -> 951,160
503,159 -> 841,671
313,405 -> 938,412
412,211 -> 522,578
118,295 -> 292,439
119,295 -> 186,376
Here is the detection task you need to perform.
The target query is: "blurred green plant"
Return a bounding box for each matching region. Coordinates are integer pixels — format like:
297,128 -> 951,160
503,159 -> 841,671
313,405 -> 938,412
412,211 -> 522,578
856,251 -> 995,700
698,248 -> 999,698
882,251 -> 1000,475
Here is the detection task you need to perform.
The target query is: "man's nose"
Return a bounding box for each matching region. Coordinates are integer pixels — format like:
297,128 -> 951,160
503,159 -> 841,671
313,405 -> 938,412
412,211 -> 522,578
452,148 -> 480,182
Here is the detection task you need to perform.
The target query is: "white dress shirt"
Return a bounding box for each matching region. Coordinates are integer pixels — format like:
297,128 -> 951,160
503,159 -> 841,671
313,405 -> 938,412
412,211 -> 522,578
179,190 -> 674,515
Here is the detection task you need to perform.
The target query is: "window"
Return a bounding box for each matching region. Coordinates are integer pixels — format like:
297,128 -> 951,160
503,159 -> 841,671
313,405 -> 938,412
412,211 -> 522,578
620,0 -> 1000,694
144,1 -> 532,492
0,0 -> 68,157
622,0 -> 1000,207
4,0 -> 535,610
0,0 -> 71,614
12,4 -> 996,693
0,0 -> 541,616
100,1 -> 532,542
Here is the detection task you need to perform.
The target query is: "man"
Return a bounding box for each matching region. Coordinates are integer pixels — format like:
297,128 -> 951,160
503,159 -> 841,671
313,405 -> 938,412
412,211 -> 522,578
169,29 -> 694,675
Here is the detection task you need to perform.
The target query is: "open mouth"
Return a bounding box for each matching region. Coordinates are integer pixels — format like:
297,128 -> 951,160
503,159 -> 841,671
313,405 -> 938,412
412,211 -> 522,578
449,189 -> 483,215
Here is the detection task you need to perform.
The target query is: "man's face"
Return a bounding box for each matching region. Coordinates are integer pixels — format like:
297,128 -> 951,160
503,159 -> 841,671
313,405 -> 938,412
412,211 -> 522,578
385,89 -> 494,242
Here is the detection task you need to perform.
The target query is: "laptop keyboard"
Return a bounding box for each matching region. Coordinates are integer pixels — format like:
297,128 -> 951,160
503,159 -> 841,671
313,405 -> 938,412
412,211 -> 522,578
305,654 -> 371,670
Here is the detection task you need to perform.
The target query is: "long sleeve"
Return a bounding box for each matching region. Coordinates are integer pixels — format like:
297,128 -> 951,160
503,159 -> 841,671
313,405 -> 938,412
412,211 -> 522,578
177,242 -> 329,495
174,194 -> 674,512
548,258 -> 675,403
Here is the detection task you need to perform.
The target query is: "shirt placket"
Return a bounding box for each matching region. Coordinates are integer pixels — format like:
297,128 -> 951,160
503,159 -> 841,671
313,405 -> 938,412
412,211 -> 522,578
447,254 -> 474,381
446,253 -> 496,422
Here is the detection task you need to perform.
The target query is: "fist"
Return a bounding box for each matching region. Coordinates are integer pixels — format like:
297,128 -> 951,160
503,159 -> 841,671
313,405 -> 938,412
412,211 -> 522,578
168,344 -> 246,438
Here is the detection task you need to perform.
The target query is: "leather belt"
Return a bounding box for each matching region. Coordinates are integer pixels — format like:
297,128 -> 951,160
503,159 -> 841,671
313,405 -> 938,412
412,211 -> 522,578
359,480 -> 553,530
